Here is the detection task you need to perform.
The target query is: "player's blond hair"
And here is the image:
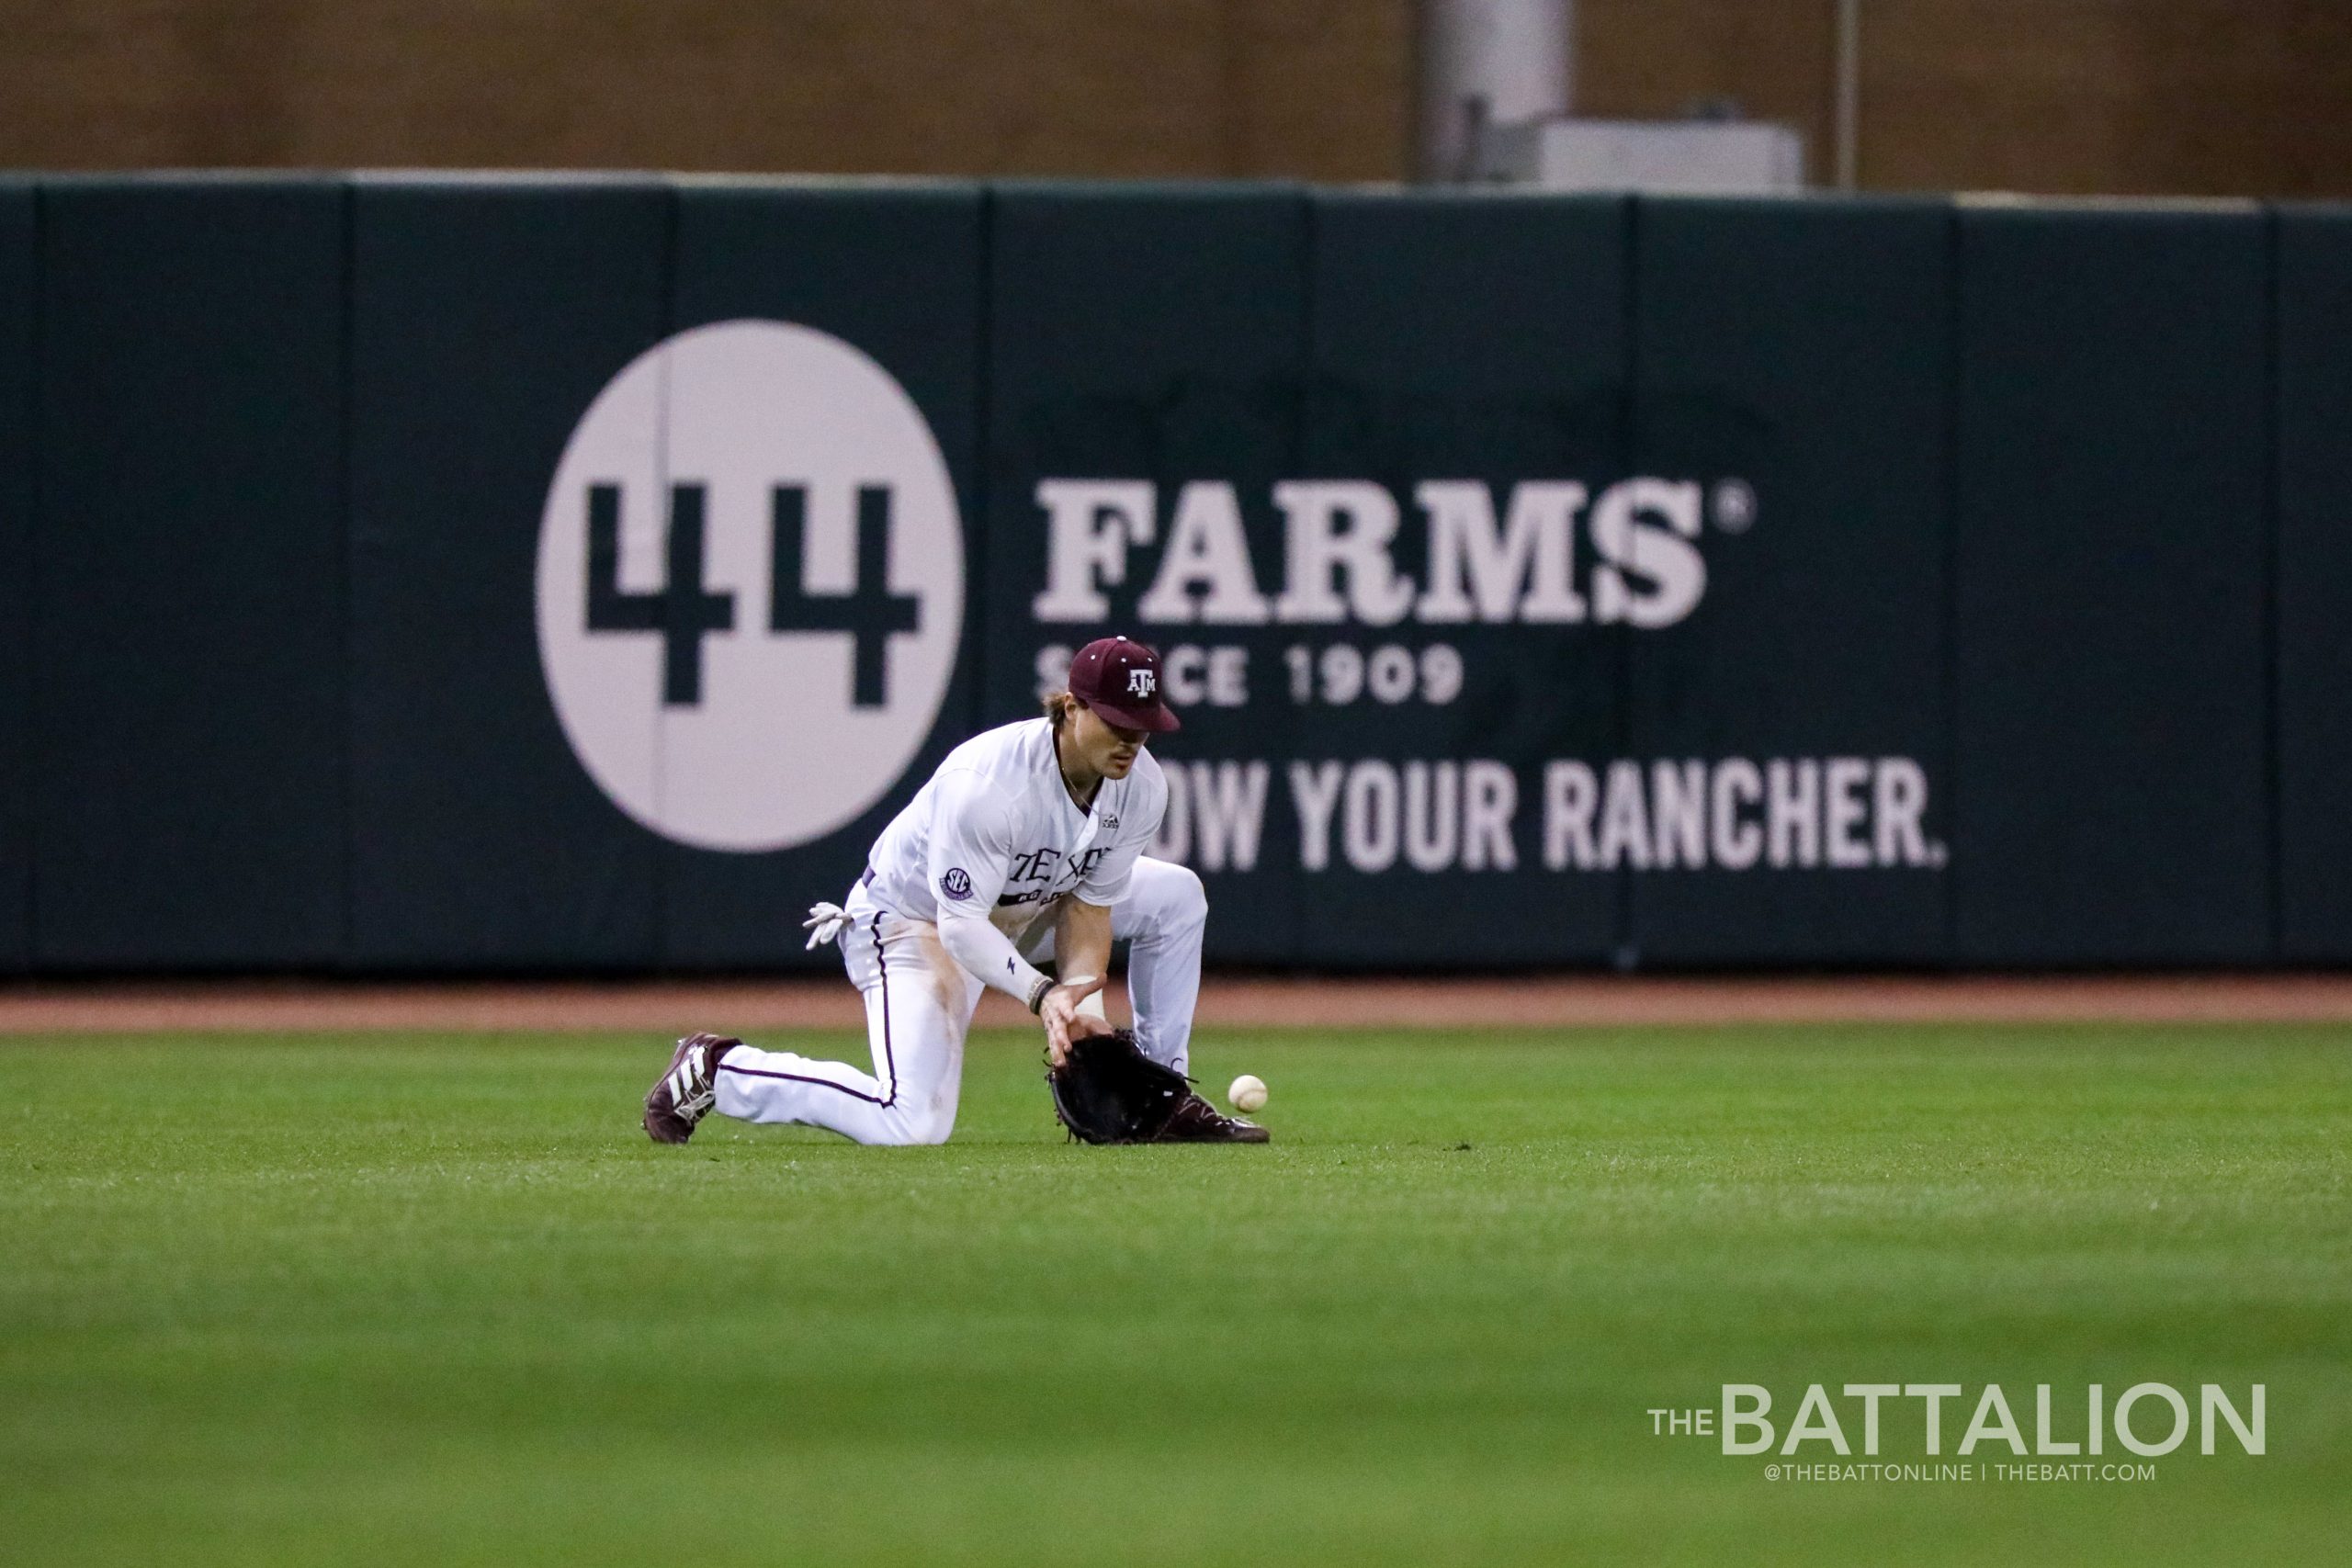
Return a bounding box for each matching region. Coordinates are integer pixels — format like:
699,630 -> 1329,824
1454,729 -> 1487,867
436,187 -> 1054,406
1041,690 -> 1081,729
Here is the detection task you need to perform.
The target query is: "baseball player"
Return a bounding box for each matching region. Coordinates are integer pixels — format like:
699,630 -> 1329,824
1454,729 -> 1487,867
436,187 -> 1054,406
642,636 -> 1267,1146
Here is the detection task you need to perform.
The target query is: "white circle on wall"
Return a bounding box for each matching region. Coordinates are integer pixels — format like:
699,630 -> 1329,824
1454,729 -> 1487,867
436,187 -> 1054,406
537,320 -> 961,852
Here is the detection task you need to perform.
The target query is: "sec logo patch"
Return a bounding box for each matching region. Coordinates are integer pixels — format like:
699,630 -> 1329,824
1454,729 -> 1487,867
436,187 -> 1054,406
940,867 -> 974,901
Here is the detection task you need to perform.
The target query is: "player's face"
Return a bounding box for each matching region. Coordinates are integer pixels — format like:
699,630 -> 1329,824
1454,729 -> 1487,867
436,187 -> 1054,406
1071,703 -> 1149,780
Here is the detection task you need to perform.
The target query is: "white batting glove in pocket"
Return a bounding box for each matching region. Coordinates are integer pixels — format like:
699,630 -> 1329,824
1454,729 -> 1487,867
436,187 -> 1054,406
800,902 -> 853,950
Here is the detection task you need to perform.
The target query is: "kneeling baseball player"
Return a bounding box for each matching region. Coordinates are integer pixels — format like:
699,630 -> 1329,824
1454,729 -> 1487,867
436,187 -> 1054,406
643,636 -> 1267,1147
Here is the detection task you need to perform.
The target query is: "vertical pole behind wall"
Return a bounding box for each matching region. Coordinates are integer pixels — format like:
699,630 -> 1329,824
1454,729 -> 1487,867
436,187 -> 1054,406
1836,0 -> 1863,189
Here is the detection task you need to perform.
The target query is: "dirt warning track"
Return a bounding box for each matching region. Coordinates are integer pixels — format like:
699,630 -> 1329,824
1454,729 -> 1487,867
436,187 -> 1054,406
4,974 -> 2352,1034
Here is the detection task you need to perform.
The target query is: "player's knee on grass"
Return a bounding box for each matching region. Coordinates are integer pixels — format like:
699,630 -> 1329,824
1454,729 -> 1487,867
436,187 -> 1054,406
885,1101 -> 956,1146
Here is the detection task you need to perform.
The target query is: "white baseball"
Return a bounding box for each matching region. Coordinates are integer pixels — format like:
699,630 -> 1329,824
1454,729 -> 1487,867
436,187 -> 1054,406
1227,1074 -> 1268,1113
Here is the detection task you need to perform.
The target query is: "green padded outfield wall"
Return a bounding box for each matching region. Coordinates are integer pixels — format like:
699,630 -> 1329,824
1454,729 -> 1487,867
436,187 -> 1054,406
1950,206 -> 2272,965
1626,197 -> 1953,965
3,178 -> 2340,973
1298,191 -> 1628,967
2278,208 -> 2352,961
32,178 -> 349,969
0,183 -> 28,973
346,180 -> 673,969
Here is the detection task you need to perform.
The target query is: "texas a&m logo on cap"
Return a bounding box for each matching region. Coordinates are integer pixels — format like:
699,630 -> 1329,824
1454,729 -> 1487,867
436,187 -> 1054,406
1066,635 -> 1181,733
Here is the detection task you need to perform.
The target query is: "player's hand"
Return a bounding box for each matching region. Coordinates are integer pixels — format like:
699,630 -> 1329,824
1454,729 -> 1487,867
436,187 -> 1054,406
1040,974 -> 1109,1066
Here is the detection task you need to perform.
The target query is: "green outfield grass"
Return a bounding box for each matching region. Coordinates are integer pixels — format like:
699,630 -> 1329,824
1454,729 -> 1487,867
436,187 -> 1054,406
3,1025 -> 2348,1566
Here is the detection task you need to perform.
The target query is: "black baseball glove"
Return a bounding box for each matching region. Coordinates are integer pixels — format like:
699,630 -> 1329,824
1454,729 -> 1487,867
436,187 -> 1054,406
1046,1028 -> 1190,1145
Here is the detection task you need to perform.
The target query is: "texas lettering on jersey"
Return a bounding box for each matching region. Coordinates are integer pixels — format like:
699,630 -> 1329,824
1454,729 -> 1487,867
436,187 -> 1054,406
999,845 -> 1115,908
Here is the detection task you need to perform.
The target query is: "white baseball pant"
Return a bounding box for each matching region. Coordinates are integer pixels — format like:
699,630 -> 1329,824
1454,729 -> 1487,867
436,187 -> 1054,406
710,856 -> 1207,1145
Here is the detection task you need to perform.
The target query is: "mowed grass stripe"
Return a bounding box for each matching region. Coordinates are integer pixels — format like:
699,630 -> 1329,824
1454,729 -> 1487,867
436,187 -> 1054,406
2,1027 -> 2346,1567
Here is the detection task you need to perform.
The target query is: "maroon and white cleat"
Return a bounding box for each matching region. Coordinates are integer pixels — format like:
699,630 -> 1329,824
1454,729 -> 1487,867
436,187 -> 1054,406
642,1032 -> 740,1145
1156,1091 -> 1271,1144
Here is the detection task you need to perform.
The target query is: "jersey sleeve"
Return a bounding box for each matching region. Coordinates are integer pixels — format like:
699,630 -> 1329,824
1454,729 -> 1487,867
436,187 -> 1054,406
925,766 -> 1055,1003
925,765 -> 1018,914
1077,758 -> 1169,907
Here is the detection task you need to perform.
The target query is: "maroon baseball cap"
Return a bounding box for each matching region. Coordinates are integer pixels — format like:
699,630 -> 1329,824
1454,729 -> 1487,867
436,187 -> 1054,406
1067,636 -> 1181,733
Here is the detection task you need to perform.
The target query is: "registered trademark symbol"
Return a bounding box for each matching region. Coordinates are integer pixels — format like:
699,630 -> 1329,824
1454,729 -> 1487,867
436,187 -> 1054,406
1711,479 -> 1757,533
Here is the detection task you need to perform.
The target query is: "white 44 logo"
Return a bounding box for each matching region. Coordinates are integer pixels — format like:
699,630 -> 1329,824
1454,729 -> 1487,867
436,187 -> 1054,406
537,320 -> 963,852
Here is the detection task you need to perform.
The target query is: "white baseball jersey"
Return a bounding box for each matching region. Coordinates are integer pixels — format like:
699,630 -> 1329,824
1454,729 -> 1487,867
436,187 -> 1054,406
864,717 -> 1168,932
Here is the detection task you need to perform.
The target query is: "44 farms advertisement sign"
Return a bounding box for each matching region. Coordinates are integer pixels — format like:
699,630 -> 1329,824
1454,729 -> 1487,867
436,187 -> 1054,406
526,188 -> 1960,971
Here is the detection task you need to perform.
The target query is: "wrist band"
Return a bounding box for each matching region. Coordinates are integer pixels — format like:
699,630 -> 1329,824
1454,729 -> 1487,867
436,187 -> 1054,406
1026,974 -> 1055,1015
